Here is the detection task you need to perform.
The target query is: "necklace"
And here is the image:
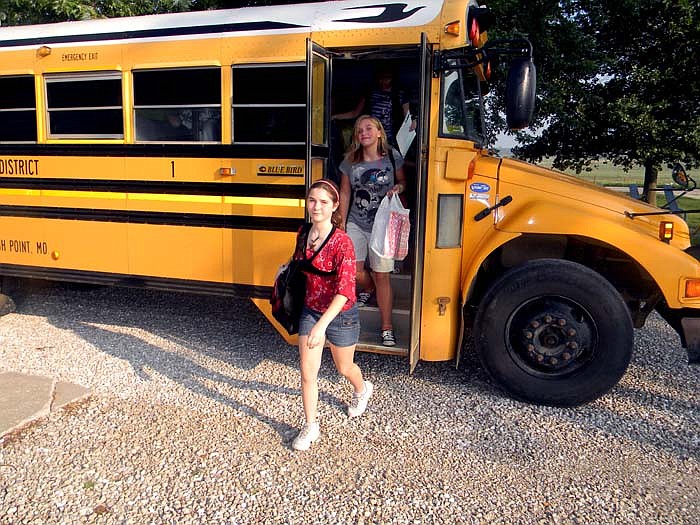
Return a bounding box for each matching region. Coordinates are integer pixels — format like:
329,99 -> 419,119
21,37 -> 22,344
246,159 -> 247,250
308,227 -> 330,249
308,233 -> 320,249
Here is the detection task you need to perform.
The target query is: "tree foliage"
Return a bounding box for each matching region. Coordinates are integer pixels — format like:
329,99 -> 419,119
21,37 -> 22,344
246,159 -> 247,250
0,0 -> 304,25
0,0 -> 197,25
490,0 -> 700,200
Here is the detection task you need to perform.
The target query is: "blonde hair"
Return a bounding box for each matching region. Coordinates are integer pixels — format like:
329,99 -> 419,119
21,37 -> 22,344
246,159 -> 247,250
345,115 -> 392,164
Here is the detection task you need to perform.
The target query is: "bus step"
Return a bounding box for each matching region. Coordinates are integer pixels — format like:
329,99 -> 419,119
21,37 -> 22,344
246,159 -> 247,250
358,307 -> 409,349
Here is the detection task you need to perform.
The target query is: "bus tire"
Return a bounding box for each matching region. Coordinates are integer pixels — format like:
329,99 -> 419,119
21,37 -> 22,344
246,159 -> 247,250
473,259 -> 633,407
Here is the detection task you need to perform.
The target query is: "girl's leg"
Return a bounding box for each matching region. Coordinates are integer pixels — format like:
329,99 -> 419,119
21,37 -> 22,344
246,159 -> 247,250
374,270 -> 393,330
330,342 -> 373,417
355,260 -> 375,293
329,343 -> 364,394
298,335 -> 325,423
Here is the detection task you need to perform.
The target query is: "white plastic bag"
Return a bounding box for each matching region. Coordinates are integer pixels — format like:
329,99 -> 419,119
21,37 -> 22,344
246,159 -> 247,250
369,195 -> 391,259
370,195 -> 411,260
386,195 -> 410,260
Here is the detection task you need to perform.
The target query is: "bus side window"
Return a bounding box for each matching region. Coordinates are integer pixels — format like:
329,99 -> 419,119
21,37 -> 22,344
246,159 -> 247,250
440,69 -> 483,143
46,72 -> 123,139
0,75 -> 37,143
133,67 -> 221,143
231,63 -> 306,144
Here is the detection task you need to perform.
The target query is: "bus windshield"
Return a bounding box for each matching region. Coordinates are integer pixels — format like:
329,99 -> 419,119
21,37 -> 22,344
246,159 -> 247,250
440,68 -> 484,144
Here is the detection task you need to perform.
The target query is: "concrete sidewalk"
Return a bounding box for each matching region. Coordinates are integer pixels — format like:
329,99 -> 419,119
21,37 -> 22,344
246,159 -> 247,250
0,371 -> 91,438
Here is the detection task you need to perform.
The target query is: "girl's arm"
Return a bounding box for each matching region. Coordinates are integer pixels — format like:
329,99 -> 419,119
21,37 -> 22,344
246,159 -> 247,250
306,294 -> 348,349
339,173 -> 351,230
331,96 -> 365,121
388,164 -> 407,197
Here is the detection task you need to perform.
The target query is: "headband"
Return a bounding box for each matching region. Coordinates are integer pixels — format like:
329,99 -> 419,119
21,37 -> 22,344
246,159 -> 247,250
313,179 -> 340,201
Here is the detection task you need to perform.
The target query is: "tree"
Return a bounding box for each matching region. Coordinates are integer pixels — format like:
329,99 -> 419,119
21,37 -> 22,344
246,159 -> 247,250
0,0 -> 316,25
0,0 -> 197,25
490,0 -> 700,203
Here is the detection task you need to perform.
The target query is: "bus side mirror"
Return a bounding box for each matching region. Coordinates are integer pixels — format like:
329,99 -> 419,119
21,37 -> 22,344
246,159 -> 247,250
505,57 -> 536,130
672,163 -> 693,190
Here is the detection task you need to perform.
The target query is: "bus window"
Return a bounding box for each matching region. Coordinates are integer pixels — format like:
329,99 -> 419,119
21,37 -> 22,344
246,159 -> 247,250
46,72 -> 123,139
231,63 -> 305,144
133,67 -> 221,143
0,75 -> 36,143
440,68 -> 483,143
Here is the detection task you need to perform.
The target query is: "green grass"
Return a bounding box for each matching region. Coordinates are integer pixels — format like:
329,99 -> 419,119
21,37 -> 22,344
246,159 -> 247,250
535,158 -> 686,187
661,196 -> 700,243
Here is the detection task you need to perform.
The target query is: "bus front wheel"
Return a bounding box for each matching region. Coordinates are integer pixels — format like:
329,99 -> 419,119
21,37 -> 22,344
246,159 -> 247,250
473,259 -> 633,407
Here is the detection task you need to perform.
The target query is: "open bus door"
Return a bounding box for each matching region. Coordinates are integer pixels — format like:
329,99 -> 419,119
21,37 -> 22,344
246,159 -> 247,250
409,33 -> 431,372
306,39 -> 332,194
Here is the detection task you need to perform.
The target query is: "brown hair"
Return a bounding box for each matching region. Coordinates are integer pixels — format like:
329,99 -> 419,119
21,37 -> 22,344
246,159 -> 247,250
308,179 -> 343,227
345,115 -> 392,164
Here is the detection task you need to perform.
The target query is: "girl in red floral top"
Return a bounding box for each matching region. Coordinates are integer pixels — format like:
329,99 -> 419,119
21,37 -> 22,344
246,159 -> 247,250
292,179 -> 374,452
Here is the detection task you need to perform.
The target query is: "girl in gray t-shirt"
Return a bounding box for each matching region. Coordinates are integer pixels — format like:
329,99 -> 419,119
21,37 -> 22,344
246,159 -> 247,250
339,115 -> 407,347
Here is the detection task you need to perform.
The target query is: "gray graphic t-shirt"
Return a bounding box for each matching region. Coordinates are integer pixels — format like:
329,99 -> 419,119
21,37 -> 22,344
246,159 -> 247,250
340,148 -> 404,232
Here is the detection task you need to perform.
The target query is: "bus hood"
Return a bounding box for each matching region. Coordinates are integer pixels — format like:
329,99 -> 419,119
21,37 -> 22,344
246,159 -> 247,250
492,157 -> 691,246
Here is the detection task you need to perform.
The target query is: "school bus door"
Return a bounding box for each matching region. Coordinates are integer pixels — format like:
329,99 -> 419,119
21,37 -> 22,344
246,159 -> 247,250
410,33 -> 432,371
306,39 -> 332,192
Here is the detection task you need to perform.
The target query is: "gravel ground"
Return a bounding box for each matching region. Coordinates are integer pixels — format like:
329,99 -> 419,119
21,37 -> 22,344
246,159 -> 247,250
0,280 -> 698,525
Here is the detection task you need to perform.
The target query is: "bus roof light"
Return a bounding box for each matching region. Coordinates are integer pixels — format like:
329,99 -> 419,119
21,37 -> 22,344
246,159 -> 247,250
466,6 -> 495,47
468,17 -> 480,46
444,21 -> 460,36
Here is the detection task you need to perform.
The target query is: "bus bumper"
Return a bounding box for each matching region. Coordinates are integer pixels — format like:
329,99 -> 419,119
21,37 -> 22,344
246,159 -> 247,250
657,305 -> 700,364
681,318 -> 700,364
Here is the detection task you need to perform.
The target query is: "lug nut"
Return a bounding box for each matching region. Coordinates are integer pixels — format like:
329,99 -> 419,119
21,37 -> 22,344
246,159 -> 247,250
562,352 -> 571,360
558,318 -> 567,326
549,357 -> 558,365
544,315 -> 553,323
536,354 -> 544,363
531,321 -> 540,329
527,344 -> 535,352
568,328 -> 577,336
524,331 -> 533,339
568,342 -> 578,350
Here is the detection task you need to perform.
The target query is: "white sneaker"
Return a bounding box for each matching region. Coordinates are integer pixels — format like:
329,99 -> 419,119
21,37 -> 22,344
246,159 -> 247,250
348,381 -> 374,418
292,422 -> 320,451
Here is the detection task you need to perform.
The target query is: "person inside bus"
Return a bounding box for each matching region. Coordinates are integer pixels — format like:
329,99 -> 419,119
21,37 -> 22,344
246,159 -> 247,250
338,115 -> 407,347
137,111 -> 192,141
331,66 -> 416,147
292,179 -> 374,452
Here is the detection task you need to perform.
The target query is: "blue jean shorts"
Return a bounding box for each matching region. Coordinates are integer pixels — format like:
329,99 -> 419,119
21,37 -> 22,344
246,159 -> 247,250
298,304 -> 360,348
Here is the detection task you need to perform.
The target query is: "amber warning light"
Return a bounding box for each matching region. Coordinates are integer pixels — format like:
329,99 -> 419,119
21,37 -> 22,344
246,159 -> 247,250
685,279 -> 700,299
659,221 -> 674,241
444,20 -> 460,36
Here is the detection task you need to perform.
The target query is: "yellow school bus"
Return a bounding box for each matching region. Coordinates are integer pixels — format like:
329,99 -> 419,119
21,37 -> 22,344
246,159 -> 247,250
0,0 -> 698,406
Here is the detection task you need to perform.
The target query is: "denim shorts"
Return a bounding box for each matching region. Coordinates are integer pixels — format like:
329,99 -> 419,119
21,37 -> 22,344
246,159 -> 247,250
298,304 -> 360,348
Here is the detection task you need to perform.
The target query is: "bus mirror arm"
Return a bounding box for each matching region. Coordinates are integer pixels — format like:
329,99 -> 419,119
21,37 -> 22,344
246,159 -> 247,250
434,38 -> 532,73
474,195 -> 513,221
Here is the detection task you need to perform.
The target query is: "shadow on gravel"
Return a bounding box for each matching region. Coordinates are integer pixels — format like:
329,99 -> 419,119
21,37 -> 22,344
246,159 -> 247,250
7,280 -> 698,459
7,280 -> 356,440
